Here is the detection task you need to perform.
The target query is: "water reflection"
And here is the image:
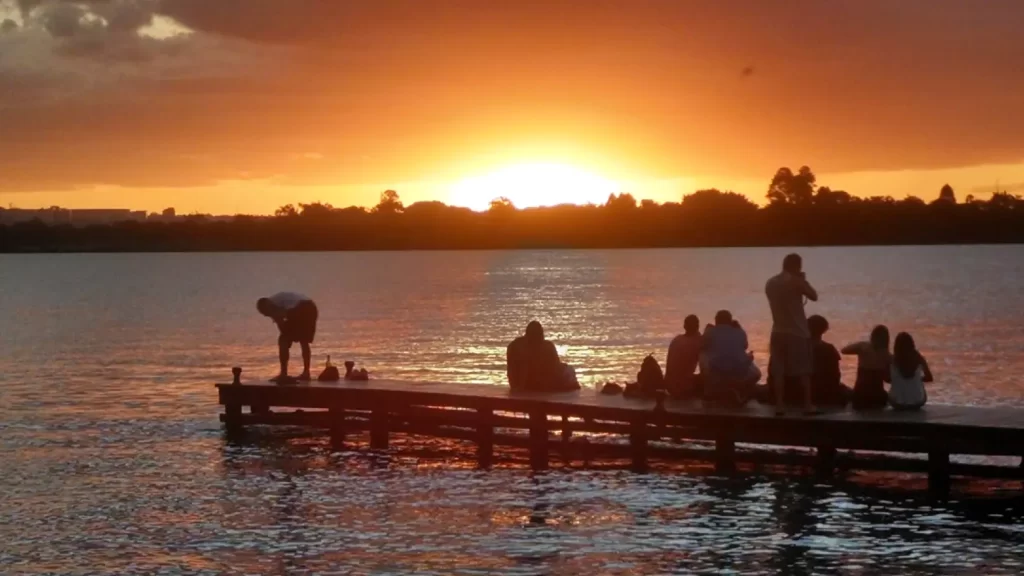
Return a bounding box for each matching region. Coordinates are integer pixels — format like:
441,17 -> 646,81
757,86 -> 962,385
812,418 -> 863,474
196,431 -> 1024,575
3,248 -> 1024,574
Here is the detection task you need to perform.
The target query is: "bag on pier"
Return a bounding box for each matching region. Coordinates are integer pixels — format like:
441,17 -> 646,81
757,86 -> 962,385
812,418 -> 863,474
317,356 -> 340,382
601,382 -> 624,395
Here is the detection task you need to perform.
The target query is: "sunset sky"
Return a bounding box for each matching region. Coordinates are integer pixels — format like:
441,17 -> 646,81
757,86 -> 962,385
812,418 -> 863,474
2,1 -> 1023,214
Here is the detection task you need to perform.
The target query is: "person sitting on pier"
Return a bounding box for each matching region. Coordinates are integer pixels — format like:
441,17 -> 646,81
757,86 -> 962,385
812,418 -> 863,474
257,291 -> 318,383
807,315 -> 852,406
664,314 -> 704,398
888,332 -> 933,411
507,321 -> 580,392
702,310 -> 760,406
759,314 -> 850,407
843,325 -> 892,410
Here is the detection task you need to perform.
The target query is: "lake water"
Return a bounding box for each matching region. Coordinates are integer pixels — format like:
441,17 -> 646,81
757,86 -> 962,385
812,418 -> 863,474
1,246 -> 1023,575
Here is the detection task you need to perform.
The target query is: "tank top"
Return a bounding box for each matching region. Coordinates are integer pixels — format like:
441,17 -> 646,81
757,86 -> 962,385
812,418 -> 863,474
889,364 -> 927,407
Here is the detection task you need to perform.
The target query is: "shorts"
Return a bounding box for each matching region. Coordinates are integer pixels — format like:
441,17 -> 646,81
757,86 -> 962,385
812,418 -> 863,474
769,332 -> 812,380
279,300 -> 318,345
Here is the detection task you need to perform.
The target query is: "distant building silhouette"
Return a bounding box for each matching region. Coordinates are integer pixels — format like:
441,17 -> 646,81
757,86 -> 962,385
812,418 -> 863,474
0,206 -> 147,227
70,209 -> 147,226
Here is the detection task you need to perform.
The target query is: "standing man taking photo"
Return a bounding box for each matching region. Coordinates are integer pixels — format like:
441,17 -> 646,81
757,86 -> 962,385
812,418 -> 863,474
765,253 -> 819,415
257,291 -> 318,383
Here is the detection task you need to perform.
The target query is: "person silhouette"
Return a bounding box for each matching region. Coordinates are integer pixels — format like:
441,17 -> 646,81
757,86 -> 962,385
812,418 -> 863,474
257,292 -> 318,382
506,321 -> 579,392
765,253 -> 819,415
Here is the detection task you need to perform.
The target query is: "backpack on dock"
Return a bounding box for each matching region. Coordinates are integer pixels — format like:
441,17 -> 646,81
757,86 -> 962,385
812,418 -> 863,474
317,356 -> 340,382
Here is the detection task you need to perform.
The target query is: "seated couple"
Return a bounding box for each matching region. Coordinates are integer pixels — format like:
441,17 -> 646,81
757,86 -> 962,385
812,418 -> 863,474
665,311 -> 761,406
506,321 -> 580,392
761,319 -> 933,411
841,325 -> 933,411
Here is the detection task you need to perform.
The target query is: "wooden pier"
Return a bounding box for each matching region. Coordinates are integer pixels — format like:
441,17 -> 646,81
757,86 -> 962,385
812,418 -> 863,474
217,373 -> 1024,494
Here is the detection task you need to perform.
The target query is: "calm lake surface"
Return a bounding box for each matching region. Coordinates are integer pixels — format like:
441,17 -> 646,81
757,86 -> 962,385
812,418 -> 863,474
2,246 -> 1024,575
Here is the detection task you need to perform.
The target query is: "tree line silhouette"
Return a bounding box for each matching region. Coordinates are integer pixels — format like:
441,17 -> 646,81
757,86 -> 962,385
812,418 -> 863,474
2,167 -> 1023,252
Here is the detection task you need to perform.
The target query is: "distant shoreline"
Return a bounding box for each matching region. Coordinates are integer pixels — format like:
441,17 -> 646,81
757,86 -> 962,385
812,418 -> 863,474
3,241 -> 1023,255
4,188 -> 1023,253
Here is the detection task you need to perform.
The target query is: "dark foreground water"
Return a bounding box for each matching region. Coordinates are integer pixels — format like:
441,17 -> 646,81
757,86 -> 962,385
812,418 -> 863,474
2,247 -> 1023,575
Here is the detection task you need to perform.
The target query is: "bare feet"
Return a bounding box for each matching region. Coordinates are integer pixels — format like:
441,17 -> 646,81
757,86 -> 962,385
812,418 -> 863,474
270,374 -> 297,385
297,371 -> 311,382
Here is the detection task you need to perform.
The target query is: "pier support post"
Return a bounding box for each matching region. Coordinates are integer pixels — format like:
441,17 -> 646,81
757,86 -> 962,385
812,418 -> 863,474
560,415 -> 572,463
224,403 -> 243,436
370,406 -> 389,450
329,403 -> 346,451
928,448 -> 951,497
529,410 -> 548,470
224,367 -> 244,435
630,418 -> 648,472
816,445 -> 837,476
715,433 -> 735,474
477,408 -> 494,468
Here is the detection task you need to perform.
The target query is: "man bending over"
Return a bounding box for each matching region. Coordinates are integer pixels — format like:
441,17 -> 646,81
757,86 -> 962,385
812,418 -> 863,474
257,292 -> 318,382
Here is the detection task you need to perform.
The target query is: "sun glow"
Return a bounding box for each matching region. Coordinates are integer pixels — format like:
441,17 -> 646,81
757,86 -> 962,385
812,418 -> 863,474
449,163 -> 622,210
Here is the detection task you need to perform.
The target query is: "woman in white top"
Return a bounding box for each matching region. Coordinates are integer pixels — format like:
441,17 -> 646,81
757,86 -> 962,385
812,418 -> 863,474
889,332 -> 934,410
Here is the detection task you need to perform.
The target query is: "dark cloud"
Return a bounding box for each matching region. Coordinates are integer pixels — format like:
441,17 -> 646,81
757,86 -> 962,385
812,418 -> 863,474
27,0 -> 162,61
1,18 -> 17,33
157,0 -> 348,43
101,0 -> 155,33
16,0 -> 41,16
41,2 -> 87,38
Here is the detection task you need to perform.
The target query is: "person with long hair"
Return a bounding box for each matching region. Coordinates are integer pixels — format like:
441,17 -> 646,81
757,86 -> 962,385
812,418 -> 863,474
842,325 -> 891,410
889,332 -> 934,410
506,320 -> 579,392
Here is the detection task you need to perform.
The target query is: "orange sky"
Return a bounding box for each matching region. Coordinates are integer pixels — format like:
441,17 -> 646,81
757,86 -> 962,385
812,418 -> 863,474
2,1 -> 1023,214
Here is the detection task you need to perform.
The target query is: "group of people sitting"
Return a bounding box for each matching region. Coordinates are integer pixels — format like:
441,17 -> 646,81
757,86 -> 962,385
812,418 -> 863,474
505,314 -> 933,412
665,313 -> 933,411
663,311 -> 762,406
504,252 -> 935,413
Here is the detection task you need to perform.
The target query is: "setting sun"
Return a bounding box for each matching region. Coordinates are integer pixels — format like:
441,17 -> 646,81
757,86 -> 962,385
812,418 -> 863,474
448,163 -> 621,210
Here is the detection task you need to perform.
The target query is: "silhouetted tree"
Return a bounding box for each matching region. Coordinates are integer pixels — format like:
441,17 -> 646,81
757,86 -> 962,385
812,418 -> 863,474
274,204 -> 298,218
681,189 -> 758,214
865,195 -> 896,205
813,186 -> 853,206
299,201 -> 335,218
767,166 -> 816,205
404,200 -> 451,217
489,197 -> 516,214
938,183 -> 956,204
605,193 -> 638,211
988,192 -> 1023,210
373,190 -> 404,214
7,167 -> 1024,252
